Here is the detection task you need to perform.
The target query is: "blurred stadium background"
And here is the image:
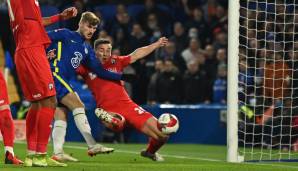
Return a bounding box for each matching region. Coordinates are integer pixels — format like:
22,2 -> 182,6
0,0 -> 229,145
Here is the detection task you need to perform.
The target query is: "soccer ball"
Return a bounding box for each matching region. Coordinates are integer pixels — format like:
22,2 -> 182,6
158,113 -> 179,135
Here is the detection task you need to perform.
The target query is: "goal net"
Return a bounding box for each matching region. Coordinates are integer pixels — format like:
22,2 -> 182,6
228,0 -> 298,162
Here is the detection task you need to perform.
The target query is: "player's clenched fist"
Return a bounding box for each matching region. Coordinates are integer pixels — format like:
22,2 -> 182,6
60,7 -> 78,20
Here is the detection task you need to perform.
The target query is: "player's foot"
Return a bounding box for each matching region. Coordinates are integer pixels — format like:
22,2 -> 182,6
4,151 -> 24,165
52,153 -> 78,162
95,108 -> 114,123
32,155 -> 47,167
24,155 -> 33,167
46,156 -> 67,167
32,154 -> 67,167
140,150 -> 165,162
87,144 -> 114,157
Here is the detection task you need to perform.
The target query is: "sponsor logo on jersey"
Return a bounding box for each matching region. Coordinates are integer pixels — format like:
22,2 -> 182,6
33,93 -> 41,98
71,52 -> 83,68
0,100 -> 4,104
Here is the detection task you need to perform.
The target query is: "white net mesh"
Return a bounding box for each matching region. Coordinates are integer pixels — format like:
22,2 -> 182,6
238,0 -> 298,161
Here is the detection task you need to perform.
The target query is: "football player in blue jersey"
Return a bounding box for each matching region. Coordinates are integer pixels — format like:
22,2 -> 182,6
46,12 -> 133,161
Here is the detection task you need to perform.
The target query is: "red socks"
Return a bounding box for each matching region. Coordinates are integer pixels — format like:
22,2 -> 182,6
36,107 -> 55,153
26,108 -> 38,151
146,137 -> 166,154
0,109 -> 14,147
26,107 -> 55,153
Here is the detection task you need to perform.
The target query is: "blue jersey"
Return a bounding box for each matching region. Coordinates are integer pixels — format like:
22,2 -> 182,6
46,28 -> 122,81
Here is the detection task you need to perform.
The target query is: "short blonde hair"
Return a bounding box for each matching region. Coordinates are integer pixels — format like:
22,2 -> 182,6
80,12 -> 100,26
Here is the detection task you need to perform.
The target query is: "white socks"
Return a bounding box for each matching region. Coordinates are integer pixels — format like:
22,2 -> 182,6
52,120 -> 67,155
5,146 -> 14,156
73,108 -> 96,148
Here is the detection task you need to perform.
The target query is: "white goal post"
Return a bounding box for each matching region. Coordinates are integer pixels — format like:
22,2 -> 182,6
228,0 -> 298,162
227,0 -> 240,163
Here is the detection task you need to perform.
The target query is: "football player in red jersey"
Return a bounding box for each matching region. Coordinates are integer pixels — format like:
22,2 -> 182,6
52,37 -> 171,162
6,0 -> 76,167
0,71 -> 23,164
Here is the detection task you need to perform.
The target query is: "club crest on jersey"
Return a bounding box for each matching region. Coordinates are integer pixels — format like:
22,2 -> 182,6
71,52 -> 83,68
111,58 -> 116,64
85,47 -> 88,54
48,83 -> 54,90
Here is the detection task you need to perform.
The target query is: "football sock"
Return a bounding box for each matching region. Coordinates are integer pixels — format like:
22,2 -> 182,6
73,108 -> 96,148
26,107 -> 38,152
4,146 -> 14,156
36,107 -> 55,153
52,120 -> 67,154
146,137 -> 166,154
0,109 -> 14,148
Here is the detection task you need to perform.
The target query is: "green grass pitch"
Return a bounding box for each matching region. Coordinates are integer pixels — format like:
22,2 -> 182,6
0,142 -> 298,171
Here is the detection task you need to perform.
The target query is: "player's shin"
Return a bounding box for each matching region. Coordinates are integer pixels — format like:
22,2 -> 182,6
73,108 -> 96,147
146,137 -> 167,154
36,107 -> 55,154
52,120 -> 67,154
26,107 -> 38,154
0,109 -> 15,154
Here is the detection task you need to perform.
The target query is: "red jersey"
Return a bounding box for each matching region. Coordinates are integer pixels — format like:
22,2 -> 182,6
6,0 -> 51,50
76,55 -> 132,109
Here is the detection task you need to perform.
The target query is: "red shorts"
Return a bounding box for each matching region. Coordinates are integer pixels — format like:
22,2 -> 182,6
0,71 -> 9,106
102,102 -> 153,131
15,46 -> 56,101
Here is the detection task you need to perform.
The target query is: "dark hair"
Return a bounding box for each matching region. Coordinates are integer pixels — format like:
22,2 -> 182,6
94,38 -> 111,49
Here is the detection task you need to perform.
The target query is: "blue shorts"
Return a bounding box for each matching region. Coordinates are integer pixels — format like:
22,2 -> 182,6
52,73 -> 74,102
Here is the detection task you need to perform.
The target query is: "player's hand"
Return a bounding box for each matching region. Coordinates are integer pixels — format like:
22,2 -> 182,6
60,7 -> 78,20
157,37 -> 168,47
121,73 -> 137,83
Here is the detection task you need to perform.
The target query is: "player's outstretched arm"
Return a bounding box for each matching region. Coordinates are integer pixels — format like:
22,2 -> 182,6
129,37 -> 168,63
42,7 -> 77,26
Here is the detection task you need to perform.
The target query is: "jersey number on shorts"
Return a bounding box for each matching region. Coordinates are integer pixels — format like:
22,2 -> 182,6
134,107 -> 146,115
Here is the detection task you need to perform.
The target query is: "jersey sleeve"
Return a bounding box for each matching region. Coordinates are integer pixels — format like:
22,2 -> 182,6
47,28 -> 71,42
118,55 -> 131,69
76,66 -> 88,78
82,46 -> 122,81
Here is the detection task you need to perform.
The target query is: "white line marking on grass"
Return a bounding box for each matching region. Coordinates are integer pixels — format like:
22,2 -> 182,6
62,145 -> 298,169
62,145 -> 223,162
15,141 -> 298,169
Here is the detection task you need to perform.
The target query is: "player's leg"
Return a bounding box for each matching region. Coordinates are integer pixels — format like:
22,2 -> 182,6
96,105 -> 167,161
140,117 -> 169,162
0,72 -> 23,165
14,47 -> 65,167
60,92 -> 114,156
0,104 -> 24,164
51,107 -> 78,162
95,105 -> 167,161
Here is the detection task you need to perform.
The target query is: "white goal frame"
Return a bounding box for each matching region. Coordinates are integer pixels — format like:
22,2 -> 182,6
227,0 -> 240,163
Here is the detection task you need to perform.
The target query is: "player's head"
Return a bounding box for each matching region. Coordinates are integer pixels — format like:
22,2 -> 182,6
78,12 -> 100,40
94,38 -> 112,63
